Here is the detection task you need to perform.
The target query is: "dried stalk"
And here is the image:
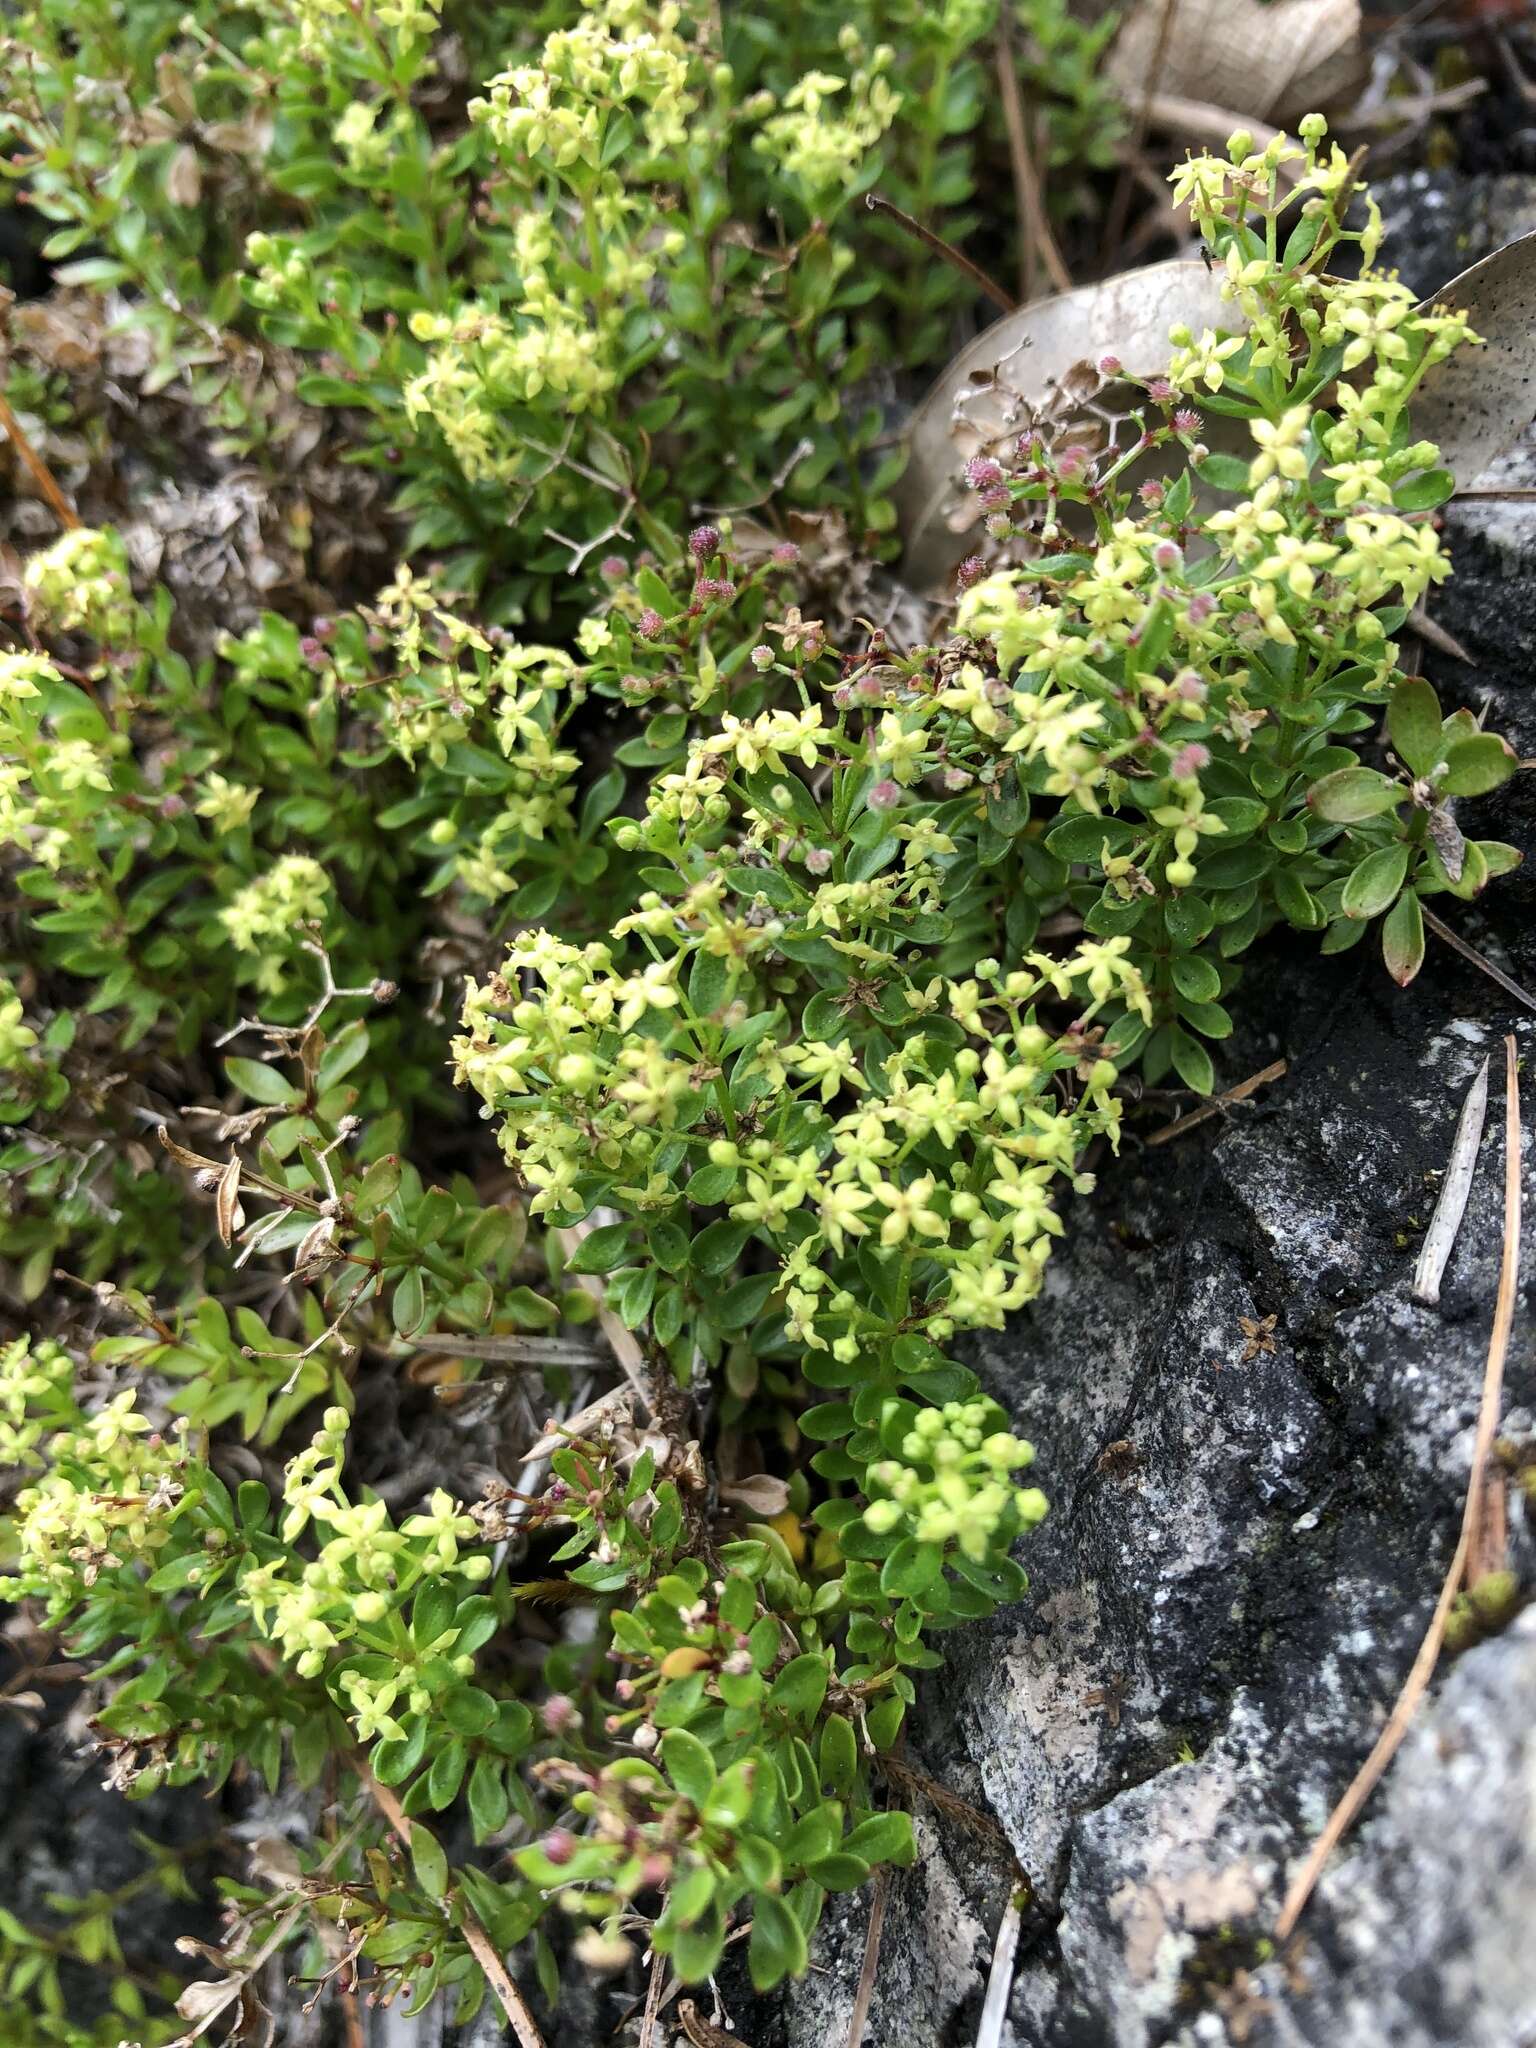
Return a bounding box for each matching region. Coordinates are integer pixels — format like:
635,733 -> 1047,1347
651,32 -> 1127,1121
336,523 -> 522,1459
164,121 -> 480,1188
1421,905 -> 1536,1014
1102,0 -> 1181,266
845,1864 -> 889,2048
1274,1033 -> 1522,1943
0,385 -> 80,531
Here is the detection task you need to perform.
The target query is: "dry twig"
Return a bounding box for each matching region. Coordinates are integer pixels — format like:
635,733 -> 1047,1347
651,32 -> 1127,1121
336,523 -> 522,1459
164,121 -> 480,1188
1145,1059 -> 1289,1146
362,1767 -> 547,2048
1274,1033 -> 1522,1943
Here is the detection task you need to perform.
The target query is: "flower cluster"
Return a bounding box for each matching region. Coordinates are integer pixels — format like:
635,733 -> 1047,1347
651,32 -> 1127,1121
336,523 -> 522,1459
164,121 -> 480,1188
3,1361 -> 187,1609
862,1398 -> 1047,1561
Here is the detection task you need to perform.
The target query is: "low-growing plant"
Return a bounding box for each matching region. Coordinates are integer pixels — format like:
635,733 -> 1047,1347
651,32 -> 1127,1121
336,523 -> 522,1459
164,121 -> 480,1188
0,54 -> 1524,2048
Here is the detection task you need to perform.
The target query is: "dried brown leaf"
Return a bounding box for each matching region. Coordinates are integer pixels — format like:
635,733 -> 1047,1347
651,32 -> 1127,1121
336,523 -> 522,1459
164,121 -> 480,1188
214,1156 -> 245,1247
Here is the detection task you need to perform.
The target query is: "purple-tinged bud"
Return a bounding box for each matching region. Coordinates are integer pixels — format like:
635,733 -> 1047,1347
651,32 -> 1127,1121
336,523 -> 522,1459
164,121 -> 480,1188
868,779 -> 902,811
599,554 -> 627,583
541,1693 -> 580,1735
1146,377 -> 1174,403
640,1854 -> 671,1889
543,1829 -> 577,1866
1186,594 -> 1216,627
688,523 -> 721,561
965,455 -> 1005,490
1168,741 -> 1211,779
979,486 -> 1010,514
637,608 -> 665,640
1138,480 -> 1166,509
1153,540 -> 1182,571
1173,408 -> 1202,435
694,577 -> 737,604
1175,669 -> 1209,703
804,846 -> 833,874
985,513 -> 1012,540
751,643 -> 774,669
771,541 -> 800,565
1098,353 -> 1123,376
956,554 -> 987,590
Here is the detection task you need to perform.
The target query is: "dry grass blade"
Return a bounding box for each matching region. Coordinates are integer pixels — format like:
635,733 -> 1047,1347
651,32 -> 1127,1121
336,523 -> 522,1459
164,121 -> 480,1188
1412,1054 -> 1490,1305
994,16 -> 1071,298
636,1949 -> 666,2048
864,194 -> 1015,313
1408,606 -> 1476,665
1145,1059 -> 1288,1146
975,1890 -> 1025,2048
1274,1033 -> 1522,1944
1421,905 -> 1536,1015
845,1863 -> 889,2048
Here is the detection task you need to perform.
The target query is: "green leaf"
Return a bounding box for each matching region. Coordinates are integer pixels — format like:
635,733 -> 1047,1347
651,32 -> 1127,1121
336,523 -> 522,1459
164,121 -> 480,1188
671,1903 -> 727,1983
1381,888 -> 1425,987
427,1738 -> 468,1810
749,1892 -> 808,1990
768,1653 -> 829,1722
410,1823 -> 450,1901
224,1057 -> 298,1106
1194,451 -> 1254,491
807,1853 -> 871,1891
1439,734 -> 1517,797
687,946 -> 732,1018
1387,675 -> 1443,778
568,1223 -> 632,1273
844,1810 -> 917,1866
1169,1026 -> 1214,1096
819,1713 -> 858,1799
467,1754 -> 510,1842
879,1538 -> 943,1598
1341,842 -> 1410,920
1170,955 -> 1222,1002
1394,467 -> 1456,512
391,1266 -> 426,1337
661,1728 -> 716,1806
692,1217 -> 752,1274
1308,767 -> 1404,823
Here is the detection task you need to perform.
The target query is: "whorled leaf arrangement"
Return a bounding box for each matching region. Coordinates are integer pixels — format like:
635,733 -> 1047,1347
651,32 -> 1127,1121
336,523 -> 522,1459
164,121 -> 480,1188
0,43 -> 1525,2048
